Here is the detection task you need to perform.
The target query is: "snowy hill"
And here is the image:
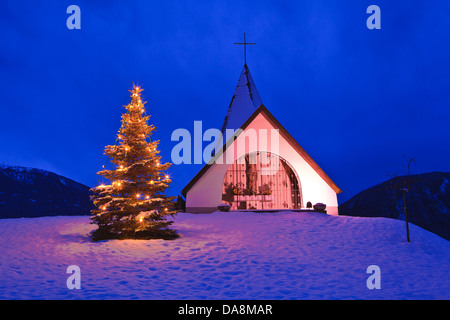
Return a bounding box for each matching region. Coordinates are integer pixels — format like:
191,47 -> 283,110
0,211 -> 448,299
339,172 -> 450,241
0,165 -> 94,218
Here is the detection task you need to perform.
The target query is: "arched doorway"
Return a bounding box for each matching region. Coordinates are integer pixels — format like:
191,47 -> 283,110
222,152 -> 302,210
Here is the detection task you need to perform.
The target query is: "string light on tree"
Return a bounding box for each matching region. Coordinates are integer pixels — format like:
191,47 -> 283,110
90,83 -> 178,241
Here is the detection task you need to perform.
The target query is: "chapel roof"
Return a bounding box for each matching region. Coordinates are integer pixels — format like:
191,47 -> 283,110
220,64 -> 263,135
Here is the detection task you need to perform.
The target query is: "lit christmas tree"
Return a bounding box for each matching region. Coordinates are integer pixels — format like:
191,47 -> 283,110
90,84 -> 178,241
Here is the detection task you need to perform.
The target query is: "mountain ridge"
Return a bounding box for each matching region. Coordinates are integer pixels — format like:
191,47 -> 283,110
339,171 -> 450,241
0,165 -> 94,218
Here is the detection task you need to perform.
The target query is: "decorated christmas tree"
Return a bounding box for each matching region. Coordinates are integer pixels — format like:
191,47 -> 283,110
90,84 -> 178,241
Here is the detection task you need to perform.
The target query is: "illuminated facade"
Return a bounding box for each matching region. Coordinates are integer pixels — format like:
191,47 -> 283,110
182,64 -> 342,214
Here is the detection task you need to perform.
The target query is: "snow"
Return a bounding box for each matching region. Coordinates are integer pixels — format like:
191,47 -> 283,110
0,165 -> 49,184
59,177 -> 68,187
441,177 -> 449,194
0,211 -> 449,300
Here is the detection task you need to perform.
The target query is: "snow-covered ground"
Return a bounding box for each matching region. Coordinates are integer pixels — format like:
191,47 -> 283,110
0,211 -> 449,299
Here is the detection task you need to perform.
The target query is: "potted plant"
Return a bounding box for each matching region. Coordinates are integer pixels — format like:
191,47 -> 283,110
243,186 -> 256,200
261,183 -> 272,195
223,182 -> 240,204
222,182 -> 232,204
230,183 -> 243,201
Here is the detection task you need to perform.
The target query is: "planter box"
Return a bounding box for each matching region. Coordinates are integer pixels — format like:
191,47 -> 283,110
217,203 -> 231,212
233,195 -> 273,202
313,203 -> 326,212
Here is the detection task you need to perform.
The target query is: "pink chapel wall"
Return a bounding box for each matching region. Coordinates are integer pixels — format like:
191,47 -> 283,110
185,112 -> 339,215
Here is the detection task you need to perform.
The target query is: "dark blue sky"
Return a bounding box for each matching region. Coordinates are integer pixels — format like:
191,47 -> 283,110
1,0 -> 449,203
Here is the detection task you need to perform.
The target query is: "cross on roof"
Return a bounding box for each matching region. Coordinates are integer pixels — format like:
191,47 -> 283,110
234,32 -> 255,65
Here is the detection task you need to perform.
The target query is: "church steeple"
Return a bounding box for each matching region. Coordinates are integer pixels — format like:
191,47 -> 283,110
220,64 -> 263,135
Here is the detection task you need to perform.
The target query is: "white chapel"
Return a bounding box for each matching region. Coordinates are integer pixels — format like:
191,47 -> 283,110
181,63 -> 342,215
